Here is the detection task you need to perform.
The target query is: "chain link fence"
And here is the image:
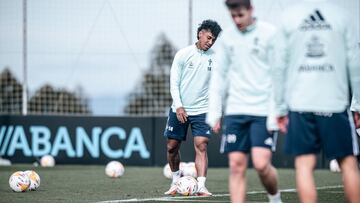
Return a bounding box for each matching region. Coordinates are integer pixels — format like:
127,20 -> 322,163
0,0 -> 359,116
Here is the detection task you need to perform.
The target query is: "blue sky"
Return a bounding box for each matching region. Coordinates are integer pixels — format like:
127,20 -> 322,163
0,0 -> 359,115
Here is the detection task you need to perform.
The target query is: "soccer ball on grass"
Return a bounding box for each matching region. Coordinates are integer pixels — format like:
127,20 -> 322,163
9,171 -> 30,192
176,176 -> 198,196
24,170 -> 41,191
105,161 -> 125,178
40,155 -> 55,167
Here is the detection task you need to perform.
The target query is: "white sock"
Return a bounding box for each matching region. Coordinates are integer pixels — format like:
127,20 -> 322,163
267,191 -> 282,203
197,176 -> 206,188
171,170 -> 181,185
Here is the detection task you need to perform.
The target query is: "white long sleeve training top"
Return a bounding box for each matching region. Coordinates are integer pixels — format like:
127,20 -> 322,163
206,20 -> 278,130
170,44 -> 214,115
272,0 -> 360,116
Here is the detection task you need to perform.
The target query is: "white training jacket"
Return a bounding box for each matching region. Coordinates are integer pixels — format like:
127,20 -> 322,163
170,44 -> 214,115
272,0 -> 360,116
206,20 -> 278,130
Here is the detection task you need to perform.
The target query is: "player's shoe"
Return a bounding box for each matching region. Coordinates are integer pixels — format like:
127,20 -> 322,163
197,186 -> 212,196
164,184 -> 177,196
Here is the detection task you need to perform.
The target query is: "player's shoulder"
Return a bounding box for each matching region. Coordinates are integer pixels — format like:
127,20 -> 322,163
220,26 -> 238,40
280,1 -> 349,28
282,1 -> 344,17
175,45 -> 195,57
256,20 -> 277,34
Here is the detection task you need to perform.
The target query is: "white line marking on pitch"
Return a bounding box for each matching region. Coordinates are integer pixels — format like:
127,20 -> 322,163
95,185 -> 343,203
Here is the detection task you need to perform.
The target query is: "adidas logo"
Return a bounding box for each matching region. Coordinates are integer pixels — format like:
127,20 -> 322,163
264,137 -> 273,146
300,9 -> 332,31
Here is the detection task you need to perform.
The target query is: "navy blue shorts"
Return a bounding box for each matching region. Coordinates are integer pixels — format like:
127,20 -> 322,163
285,111 -> 359,159
163,110 -> 211,141
220,115 -> 277,154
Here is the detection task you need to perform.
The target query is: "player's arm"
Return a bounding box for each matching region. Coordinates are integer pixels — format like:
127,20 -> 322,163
266,28 -> 280,133
271,18 -> 289,134
206,38 -> 230,133
345,17 -> 360,129
170,52 -> 188,123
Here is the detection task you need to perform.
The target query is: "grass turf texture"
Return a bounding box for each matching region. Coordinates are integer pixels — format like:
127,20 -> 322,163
0,165 -> 345,202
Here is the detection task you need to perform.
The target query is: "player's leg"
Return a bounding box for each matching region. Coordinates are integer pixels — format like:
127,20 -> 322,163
164,139 -> 182,195
295,154 -> 317,203
338,155 -> 360,203
163,110 -> 188,195
229,152 -> 248,203
193,136 -> 210,195
222,115 -> 252,202
252,147 -> 281,199
318,110 -> 360,203
250,117 -> 282,203
167,139 -> 181,176
286,111 -> 320,203
190,113 -> 212,196
194,136 -> 209,177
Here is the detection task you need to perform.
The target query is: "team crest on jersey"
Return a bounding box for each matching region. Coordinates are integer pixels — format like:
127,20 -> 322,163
299,9 -> 332,31
188,61 -> 194,69
207,59 -> 212,71
306,35 -> 325,58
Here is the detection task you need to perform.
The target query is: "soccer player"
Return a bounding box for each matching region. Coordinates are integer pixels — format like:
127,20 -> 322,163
164,19 -> 222,196
206,0 -> 282,202
272,0 -> 360,202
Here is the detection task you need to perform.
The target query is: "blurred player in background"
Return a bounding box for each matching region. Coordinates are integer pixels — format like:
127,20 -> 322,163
164,19 -> 222,196
272,0 -> 360,202
206,0 -> 282,202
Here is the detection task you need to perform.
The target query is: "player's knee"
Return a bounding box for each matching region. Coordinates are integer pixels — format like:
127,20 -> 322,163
167,143 -> 179,154
195,142 -> 207,153
252,159 -> 270,174
229,159 -> 247,175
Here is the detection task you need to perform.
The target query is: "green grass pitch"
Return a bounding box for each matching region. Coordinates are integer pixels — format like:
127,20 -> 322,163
0,165 -> 346,202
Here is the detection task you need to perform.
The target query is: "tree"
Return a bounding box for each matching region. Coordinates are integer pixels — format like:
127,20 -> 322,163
0,67 -> 91,115
28,84 -> 91,115
0,67 -> 23,114
124,33 -> 177,116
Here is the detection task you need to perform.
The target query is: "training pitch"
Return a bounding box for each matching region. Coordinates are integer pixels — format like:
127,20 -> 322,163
0,165 -> 346,202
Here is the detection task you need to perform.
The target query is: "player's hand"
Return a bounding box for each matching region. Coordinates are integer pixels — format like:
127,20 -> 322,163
212,120 -> 221,134
354,112 -> 360,128
176,107 -> 188,123
277,115 -> 289,134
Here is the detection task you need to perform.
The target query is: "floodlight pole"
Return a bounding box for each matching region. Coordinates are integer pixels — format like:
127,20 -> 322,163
188,0 -> 193,45
22,0 -> 28,115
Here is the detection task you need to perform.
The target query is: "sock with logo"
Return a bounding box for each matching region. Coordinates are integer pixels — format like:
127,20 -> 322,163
267,191 -> 282,203
197,176 -> 206,188
171,170 -> 181,185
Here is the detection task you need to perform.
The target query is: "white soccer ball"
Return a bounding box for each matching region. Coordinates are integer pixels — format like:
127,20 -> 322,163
163,163 -> 172,179
40,155 -> 55,167
176,176 -> 198,196
105,161 -> 125,178
163,162 -> 187,179
179,162 -> 186,170
9,171 -> 30,192
24,170 -> 41,191
182,162 -> 197,178
329,159 -> 341,172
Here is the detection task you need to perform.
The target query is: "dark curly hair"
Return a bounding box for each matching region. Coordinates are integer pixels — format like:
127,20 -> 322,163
197,19 -> 222,40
